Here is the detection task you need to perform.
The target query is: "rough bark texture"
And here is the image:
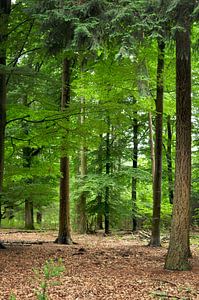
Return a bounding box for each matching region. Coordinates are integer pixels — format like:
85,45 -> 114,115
150,40 -> 165,247
132,112 -> 138,232
165,115 -> 173,204
165,17 -> 192,270
0,0 -> 11,228
55,58 -> 72,244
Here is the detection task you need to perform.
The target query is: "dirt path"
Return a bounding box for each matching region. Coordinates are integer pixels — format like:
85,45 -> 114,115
0,230 -> 198,299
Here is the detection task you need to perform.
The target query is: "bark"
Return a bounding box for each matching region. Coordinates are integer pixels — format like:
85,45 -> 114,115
55,58 -> 72,244
165,115 -> 173,204
76,98 -> 87,233
150,39 -> 165,247
132,111 -> 138,232
97,194 -> 103,229
165,17 -> 192,270
97,135 -> 103,230
0,0 -> 11,229
22,95 -> 35,230
148,112 -> 155,181
56,156 -> 72,244
105,117 -> 111,234
25,199 -> 34,230
36,211 -> 42,224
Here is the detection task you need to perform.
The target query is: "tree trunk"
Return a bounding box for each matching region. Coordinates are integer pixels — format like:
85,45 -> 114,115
150,39 -> 165,247
97,194 -> 103,230
22,95 -> 35,230
0,1 -> 11,249
165,17 -> 192,271
165,115 -> 173,204
55,58 -> 72,244
148,112 -> 155,181
25,199 -> 34,230
132,110 -> 138,232
76,98 -> 87,233
56,156 -> 72,244
105,117 -> 111,234
97,135 -> 103,230
0,0 -> 11,230
36,211 -> 42,224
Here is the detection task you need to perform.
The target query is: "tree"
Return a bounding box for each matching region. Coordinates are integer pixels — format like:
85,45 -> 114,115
104,116 -> 111,234
165,0 -> 194,270
164,115 -> 173,204
55,58 -> 73,244
76,96 -> 87,233
132,106 -> 138,232
150,39 -> 165,246
0,0 -> 11,248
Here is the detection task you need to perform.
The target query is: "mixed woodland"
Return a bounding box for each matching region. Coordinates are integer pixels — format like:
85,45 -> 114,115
0,0 -> 199,278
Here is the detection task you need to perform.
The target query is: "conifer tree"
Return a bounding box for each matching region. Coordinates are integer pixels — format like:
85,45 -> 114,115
165,0 -> 196,270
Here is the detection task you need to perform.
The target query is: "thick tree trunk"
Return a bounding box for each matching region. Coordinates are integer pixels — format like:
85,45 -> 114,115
55,58 -> 72,244
132,111 -> 138,232
165,19 -> 192,271
0,0 -> 11,230
150,39 -> 165,247
165,115 -> 173,204
105,117 -> 111,234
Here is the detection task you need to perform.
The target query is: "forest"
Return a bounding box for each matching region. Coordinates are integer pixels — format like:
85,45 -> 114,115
0,0 -> 199,299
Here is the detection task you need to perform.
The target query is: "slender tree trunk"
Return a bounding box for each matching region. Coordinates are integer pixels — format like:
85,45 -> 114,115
22,95 -> 35,230
0,1 -> 11,249
76,98 -> 87,233
56,156 -> 72,244
148,112 -> 155,181
132,110 -> 138,232
55,58 -> 72,244
150,39 -> 165,246
165,17 -> 192,270
165,115 -> 173,204
97,134 -> 103,230
0,58 -> 6,227
0,1 -> 11,232
97,194 -> 103,229
36,211 -> 42,224
105,117 -> 111,234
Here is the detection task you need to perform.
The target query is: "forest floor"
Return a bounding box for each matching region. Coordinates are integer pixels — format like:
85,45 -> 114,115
0,230 -> 199,300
